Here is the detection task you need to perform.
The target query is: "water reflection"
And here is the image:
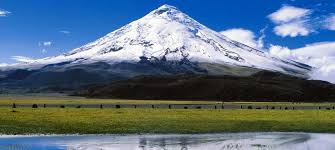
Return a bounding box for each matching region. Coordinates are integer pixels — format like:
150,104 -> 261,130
0,133 -> 334,150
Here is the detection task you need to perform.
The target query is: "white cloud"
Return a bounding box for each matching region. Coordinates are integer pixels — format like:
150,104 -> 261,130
293,42 -> 335,58
11,56 -> 35,63
268,45 -> 292,59
39,41 -> 52,47
41,49 -> 47,53
38,41 -> 52,54
268,6 -> 311,23
59,30 -> 71,35
220,28 -> 264,49
268,5 -> 313,37
270,42 -> 335,83
0,9 -> 10,17
324,14 -> 335,31
37,41 -> 52,54
273,21 -> 312,37
314,64 -> 335,83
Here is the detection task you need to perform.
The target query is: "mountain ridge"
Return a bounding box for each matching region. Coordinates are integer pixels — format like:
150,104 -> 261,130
1,5 -> 311,77
0,4 -> 318,93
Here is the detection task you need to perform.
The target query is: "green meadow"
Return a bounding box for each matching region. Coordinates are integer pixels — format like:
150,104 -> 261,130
1,108 -> 335,134
1,95 -> 335,134
0,95 -> 218,105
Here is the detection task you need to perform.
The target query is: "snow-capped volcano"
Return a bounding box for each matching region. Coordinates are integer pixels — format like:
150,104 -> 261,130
2,5 -> 311,77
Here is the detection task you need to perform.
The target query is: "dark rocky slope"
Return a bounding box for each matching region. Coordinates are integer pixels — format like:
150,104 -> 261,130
0,61 -> 260,93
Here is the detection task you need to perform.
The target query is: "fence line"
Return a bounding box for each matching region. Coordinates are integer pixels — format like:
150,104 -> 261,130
3,103 -> 335,110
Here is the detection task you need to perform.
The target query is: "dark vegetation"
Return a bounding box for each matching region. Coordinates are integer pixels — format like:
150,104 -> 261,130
79,71 -> 335,102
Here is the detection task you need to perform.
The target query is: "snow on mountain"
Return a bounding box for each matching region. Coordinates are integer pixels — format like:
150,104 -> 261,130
0,5 -> 311,77
0,63 -> 8,67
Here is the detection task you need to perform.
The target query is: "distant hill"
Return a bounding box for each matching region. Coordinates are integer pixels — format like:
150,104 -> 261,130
78,71 -> 335,102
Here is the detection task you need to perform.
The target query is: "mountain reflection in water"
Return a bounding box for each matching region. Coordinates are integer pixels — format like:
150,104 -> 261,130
0,132 -> 334,150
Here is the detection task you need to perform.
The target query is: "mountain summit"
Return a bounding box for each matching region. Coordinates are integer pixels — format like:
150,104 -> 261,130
6,4 -> 311,77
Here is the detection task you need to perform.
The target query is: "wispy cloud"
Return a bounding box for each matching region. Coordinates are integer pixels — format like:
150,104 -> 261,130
39,41 -> 52,47
268,5 -> 313,37
11,56 -> 35,63
0,9 -> 10,17
41,49 -> 47,53
324,14 -> 335,31
38,41 -> 52,54
59,30 -> 71,35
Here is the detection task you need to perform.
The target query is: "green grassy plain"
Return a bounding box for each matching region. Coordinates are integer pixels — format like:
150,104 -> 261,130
224,102 -> 335,107
0,108 -> 335,134
1,95 -> 335,107
0,95 -> 218,105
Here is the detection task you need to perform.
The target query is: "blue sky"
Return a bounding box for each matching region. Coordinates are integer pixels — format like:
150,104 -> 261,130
0,0 -> 334,63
